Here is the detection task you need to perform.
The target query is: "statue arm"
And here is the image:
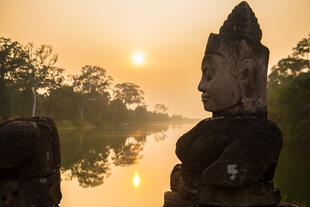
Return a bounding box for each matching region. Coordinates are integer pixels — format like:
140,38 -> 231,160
176,120 -> 206,163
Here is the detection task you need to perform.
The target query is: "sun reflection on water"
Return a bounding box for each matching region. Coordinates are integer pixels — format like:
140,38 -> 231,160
133,173 -> 140,187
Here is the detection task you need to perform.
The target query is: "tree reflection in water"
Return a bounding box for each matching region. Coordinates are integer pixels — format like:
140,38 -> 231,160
154,132 -> 167,142
112,137 -> 145,167
60,125 -> 169,187
70,149 -> 111,188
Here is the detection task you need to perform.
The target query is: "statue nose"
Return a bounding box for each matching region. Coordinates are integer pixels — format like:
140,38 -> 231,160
198,79 -> 207,92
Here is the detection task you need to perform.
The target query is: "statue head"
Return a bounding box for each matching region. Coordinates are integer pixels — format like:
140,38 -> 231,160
198,1 -> 269,117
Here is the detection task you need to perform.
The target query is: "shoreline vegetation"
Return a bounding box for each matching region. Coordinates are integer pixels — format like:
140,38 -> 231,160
267,33 -> 310,143
0,37 -> 196,127
55,117 -> 199,130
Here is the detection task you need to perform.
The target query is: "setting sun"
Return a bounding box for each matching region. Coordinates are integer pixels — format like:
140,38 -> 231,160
132,53 -> 145,66
133,174 -> 140,187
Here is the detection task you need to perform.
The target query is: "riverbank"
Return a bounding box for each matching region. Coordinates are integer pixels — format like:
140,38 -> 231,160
55,118 -> 199,130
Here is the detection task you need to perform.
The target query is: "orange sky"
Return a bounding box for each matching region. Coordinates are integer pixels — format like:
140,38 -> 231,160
1,0 -> 309,118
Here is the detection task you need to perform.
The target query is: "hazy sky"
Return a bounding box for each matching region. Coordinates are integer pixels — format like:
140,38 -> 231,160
1,0 -> 309,118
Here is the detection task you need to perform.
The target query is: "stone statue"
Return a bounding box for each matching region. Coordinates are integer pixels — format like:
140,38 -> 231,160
164,2 -> 285,207
0,117 -> 61,207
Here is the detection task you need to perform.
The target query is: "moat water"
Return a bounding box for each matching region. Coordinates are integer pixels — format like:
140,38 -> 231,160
58,123 -> 310,207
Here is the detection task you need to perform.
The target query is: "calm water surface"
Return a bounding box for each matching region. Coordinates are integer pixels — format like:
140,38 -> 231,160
58,123 -> 310,207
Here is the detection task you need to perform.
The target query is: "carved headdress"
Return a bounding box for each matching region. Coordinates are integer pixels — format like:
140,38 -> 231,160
204,1 -> 269,117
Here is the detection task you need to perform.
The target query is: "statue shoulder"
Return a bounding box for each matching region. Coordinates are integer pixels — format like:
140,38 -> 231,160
179,118 -> 216,138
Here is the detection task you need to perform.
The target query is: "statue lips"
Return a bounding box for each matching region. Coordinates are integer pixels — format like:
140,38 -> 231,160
201,94 -> 211,103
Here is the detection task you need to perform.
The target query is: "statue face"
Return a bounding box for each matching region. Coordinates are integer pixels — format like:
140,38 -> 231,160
198,53 -> 241,112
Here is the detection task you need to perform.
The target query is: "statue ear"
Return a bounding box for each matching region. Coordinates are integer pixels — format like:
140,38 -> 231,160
239,59 -> 256,82
238,58 -> 257,114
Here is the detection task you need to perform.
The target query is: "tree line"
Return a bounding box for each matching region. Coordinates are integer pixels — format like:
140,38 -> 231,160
3,34 -> 307,134
267,33 -> 310,142
0,37 -> 183,126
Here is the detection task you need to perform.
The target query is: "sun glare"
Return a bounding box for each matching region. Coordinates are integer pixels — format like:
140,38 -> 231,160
133,174 -> 140,187
132,53 -> 145,66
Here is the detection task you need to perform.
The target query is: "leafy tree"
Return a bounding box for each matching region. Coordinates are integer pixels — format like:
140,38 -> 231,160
293,33 -> 310,59
135,105 -> 148,120
12,43 -> 59,117
73,65 -> 113,121
73,65 -> 112,95
268,33 -> 310,89
154,104 -> 168,114
107,99 -> 128,125
114,82 -> 144,109
44,67 -> 65,118
268,73 -> 310,140
268,57 -> 309,88
41,85 -> 79,120
0,37 -> 27,120
268,33 -> 310,142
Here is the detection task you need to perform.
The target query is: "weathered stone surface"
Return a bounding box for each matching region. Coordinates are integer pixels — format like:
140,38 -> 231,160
170,117 -> 283,206
164,192 -> 294,207
0,117 -> 61,207
176,118 -> 282,187
164,192 -> 196,207
170,164 -> 182,192
220,1 -> 262,41
199,184 -> 281,206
